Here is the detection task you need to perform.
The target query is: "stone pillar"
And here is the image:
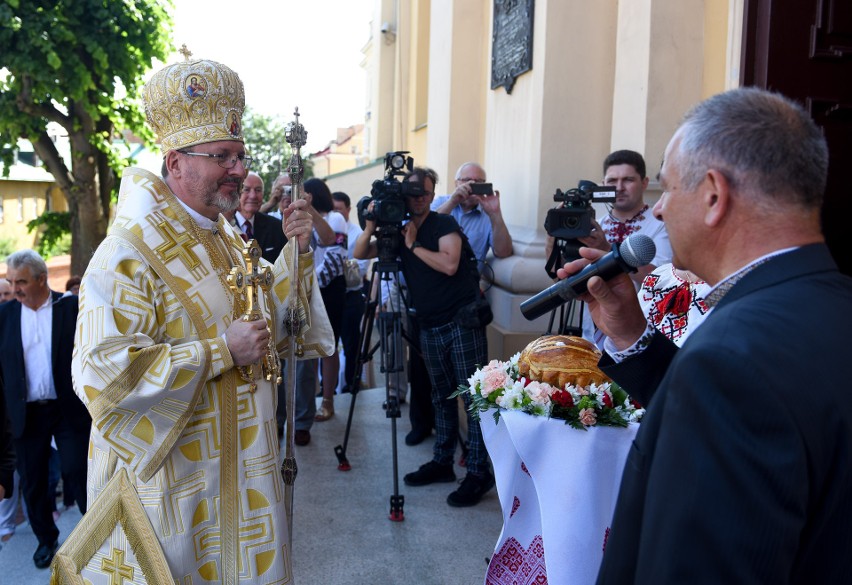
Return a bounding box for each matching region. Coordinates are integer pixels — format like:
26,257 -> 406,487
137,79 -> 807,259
611,0 -> 706,166
483,0 -> 620,359
426,0 -> 490,186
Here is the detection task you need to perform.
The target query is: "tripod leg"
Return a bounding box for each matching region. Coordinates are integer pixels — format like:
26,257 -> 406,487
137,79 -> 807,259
334,264 -> 409,520
381,305 -> 405,521
335,268 -> 381,470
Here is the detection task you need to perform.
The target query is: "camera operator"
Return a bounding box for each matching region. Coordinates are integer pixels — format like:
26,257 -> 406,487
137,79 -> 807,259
353,166 -> 495,508
578,150 -> 672,285
432,162 -> 513,274
544,151 -> 673,346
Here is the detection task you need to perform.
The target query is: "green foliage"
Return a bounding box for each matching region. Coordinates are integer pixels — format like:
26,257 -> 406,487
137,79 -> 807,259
242,107 -> 313,199
0,0 -> 172,161
0,235 -> 16,262
0,0 -> 173,271
27,210 -> 71,259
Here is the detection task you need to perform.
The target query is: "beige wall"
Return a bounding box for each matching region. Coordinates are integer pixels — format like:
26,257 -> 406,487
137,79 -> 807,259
324,160 -> 385,211
0,181 -> 66,250
355,0 -> 738,353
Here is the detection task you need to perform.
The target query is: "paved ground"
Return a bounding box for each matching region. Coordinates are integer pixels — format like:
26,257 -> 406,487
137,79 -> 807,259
0,388 -> 502,584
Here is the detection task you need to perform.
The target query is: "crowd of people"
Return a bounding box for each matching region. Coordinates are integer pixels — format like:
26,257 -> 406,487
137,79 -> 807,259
1,53 -> 849,585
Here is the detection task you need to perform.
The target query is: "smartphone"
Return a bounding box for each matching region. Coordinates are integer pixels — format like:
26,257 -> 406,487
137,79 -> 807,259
469,182 -> 493,196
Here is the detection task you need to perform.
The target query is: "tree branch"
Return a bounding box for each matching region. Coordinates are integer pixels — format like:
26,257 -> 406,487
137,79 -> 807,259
17,75 -> 72,129
31,130 -> 74,194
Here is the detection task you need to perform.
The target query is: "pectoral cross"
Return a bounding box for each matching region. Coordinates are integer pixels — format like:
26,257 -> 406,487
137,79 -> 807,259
227,240 -> 282,392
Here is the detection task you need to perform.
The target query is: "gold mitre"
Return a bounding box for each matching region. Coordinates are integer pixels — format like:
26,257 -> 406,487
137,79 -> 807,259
143,57 -> 245,154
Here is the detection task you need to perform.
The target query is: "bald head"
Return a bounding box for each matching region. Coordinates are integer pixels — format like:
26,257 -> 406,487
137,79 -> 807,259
0,278 -> 12,302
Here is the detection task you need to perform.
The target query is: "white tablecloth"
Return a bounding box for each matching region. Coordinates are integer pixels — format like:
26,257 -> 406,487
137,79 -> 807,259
481,410 -> 638,585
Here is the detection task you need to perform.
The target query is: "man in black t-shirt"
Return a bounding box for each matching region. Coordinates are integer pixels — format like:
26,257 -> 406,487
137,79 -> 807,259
353,167 -> 494,508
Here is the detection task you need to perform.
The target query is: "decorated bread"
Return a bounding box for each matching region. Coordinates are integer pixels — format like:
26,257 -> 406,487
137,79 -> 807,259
518,335 -> 610,389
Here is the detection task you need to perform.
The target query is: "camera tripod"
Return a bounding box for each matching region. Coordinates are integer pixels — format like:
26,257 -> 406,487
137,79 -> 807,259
334,257 -> 417,521
545,237 -> 585,336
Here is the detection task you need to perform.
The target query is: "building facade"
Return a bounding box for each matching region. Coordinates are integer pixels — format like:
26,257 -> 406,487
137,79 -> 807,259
324,0 -> 742,357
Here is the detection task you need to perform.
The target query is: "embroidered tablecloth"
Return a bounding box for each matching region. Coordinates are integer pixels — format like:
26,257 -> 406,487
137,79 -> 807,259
481,411 -> 638,584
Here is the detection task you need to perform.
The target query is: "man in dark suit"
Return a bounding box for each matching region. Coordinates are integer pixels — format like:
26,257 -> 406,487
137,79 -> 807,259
0,249 -> 91,569
0,360 -> 14,518
559,88 -> 852,584
236,171 -> 286,263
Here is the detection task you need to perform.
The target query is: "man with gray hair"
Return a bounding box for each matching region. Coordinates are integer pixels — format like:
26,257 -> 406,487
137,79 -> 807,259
236,171 -> 286,263
0,249 -> 90,568
559,87 -> 852,583
432,161 -> 513,275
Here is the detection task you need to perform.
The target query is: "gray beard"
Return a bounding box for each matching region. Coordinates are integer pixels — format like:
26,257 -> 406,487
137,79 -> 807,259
207,182 -> 240,213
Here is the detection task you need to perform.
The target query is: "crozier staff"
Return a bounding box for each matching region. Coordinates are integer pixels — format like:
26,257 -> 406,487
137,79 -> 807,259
67,55 -> 333,583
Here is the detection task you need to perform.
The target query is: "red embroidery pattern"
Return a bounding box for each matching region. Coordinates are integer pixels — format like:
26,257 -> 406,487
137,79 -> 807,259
521,462 -> 530,477
602,526 -> 611,553
511,497 -> 521,518
601,205 -> 650,244
640,270 -> 710,343
486,535 -> 548,584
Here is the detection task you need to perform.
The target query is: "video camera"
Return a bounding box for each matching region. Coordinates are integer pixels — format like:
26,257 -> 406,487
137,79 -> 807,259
357,151 -> 424,229
544,180 -> 616,240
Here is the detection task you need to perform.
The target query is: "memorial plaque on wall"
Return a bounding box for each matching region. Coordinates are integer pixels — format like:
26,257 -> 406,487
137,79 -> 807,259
491,0 -> 535,94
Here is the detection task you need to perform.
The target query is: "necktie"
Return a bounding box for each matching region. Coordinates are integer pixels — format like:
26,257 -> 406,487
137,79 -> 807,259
243,220 -> 253,240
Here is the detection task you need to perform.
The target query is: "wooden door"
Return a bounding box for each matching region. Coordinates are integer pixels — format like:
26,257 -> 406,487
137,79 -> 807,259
742,0 -> 852,275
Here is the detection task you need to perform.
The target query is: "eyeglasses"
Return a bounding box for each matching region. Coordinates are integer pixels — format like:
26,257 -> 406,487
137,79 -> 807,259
177,150 -> 253,170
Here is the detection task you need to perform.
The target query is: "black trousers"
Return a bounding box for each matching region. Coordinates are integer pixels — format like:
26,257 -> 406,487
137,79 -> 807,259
14,401 -> 88,547
341,289 -> 366,388
407,316 -> 434,433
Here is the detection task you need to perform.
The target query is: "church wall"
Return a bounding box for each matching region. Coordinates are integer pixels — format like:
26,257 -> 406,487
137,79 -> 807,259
351,0 -> 738,357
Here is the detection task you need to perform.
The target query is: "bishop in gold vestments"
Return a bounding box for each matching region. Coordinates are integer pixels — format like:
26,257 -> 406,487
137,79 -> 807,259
64,57 -> 333,584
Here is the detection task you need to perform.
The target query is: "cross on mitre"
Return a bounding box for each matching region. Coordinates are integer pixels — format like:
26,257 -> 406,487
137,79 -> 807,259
227,241 -> 281,390
178,44 -> 193,61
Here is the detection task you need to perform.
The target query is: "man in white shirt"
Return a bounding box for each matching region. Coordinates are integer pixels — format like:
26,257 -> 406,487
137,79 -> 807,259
0,249 -> 90,568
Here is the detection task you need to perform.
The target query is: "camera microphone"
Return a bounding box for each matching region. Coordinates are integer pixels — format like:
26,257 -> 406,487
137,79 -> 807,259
520,233 -> 656,321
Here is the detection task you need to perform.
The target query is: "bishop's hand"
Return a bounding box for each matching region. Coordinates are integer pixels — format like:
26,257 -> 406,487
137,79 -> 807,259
283,198 -> 314,253
226,318 -> 270,366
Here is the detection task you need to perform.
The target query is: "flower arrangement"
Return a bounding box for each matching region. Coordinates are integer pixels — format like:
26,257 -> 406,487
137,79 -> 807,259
452,352 -> 644,430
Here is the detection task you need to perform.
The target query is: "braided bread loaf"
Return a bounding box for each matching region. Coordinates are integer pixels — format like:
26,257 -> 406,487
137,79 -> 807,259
518,335 -> 610,389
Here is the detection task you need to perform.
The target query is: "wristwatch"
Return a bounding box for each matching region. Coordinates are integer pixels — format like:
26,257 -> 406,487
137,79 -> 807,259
409,241 -> 422,251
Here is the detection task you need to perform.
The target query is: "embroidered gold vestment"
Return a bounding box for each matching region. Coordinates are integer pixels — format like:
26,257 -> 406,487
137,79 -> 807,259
65,168 -> 334,584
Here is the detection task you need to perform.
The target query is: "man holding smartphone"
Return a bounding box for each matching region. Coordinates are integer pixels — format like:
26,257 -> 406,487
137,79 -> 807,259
431,162 -> 513,274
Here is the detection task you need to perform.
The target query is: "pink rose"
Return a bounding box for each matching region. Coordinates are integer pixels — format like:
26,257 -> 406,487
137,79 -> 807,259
525,381 -> 552,405
579,408 -> 597,426
576,385 -> 590,396
481,368 -> 510,397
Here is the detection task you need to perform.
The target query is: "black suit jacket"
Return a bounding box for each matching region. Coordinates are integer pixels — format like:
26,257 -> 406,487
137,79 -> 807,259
597,244 -> 852,585
252,212 -> 287,264
0,319 -> 13,495
0,292 -> 91,439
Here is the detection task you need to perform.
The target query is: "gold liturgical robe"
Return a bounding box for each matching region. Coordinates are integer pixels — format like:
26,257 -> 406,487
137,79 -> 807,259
65,168 -> 334,584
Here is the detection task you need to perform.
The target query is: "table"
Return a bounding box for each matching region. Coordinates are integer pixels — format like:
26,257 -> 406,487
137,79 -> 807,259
481,410 -> 638,584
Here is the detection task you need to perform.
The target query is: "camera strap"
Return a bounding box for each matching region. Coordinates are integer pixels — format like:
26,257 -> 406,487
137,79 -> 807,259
544,244 -> 562,280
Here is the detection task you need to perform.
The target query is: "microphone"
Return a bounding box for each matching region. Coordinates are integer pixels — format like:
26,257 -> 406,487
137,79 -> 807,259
520,233 -> 656,321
